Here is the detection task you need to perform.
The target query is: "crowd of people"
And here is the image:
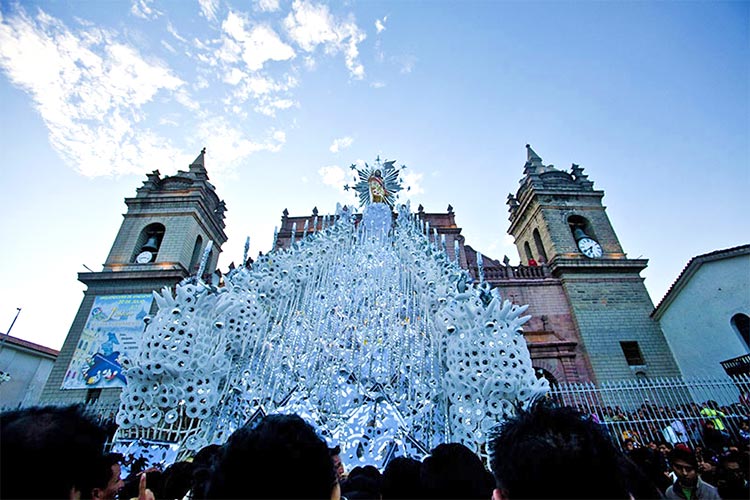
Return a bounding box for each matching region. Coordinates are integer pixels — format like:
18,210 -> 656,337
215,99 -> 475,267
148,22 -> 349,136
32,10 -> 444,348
560,398 -> 750,449
1,400 -> 748,500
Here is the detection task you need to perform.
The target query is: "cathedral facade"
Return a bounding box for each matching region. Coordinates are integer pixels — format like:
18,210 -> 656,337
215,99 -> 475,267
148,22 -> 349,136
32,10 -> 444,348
40,145 -> 679,407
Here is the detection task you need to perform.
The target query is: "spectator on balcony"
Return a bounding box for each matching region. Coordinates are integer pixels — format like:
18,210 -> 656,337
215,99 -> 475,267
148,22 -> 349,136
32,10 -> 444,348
527,258 -> 538,266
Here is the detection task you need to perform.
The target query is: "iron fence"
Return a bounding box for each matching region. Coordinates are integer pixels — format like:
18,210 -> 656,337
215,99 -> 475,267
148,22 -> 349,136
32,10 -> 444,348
548,374 -> 750,451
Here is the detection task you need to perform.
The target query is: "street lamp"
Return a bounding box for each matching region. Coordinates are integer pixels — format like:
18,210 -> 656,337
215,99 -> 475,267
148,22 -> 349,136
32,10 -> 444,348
0,307 -> 22,355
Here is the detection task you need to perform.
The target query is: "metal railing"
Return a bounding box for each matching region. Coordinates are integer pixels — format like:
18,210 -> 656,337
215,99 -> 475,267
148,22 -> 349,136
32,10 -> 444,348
472,264 -> 551,281
548,375 -> 750,451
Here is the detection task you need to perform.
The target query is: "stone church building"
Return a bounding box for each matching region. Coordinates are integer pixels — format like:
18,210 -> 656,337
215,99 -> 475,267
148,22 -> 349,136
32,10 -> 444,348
39,145 -> 679,406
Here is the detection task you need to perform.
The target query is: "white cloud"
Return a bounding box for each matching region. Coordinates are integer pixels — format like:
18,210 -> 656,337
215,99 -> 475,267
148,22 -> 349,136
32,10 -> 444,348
394,54 -> 417,74
159,116 -> 180,127
161,40 -> 176,53
284,0 -> 366,79
284,0 -> 336,51
197,118 -> 286,172
130,0 -> 162,19
318,165 -> 346,187
0,7 -> 186,176
255,98 -> 295,117
174,88 -> 200,111
224,67 -> 246,85
195,76 -> 210,89
226,73 -> 298,116
401,171 -> 424,196
256,0 -> 280,12
220,12 -> 295,72
370,81 -> 386,89
375,16 -> 387,33
329,136 -> 353,153
198,0 -> 220,22
166,21 -> 187,42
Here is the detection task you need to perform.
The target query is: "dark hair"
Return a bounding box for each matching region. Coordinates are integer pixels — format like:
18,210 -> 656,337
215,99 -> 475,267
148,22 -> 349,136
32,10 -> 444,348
0,404 -> 110,499
381,456 -> 423,499
421,443 -> 493,499
668,446 -> 698,468
190,443 -> 222,499
203,413 -> 335,499
342,466 -> 382,500
489,401 -> 630,499
162,460 -> 194,500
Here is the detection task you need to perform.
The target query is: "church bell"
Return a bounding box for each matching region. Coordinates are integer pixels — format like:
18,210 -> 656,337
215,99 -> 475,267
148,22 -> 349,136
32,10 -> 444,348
142,235 -> 159,251
572,227 -> 588,241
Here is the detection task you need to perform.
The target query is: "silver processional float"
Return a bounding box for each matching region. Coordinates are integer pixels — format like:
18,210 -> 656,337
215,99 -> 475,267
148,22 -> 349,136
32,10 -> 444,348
113,157 -> 548,468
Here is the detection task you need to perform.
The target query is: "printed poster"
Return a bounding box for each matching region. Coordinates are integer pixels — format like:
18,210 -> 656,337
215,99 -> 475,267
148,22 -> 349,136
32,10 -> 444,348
61,294 -> 152,389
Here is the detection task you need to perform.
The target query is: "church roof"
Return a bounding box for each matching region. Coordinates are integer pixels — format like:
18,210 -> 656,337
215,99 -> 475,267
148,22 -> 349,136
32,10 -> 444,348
1,335 -> 59,358
652,244 -> 750,319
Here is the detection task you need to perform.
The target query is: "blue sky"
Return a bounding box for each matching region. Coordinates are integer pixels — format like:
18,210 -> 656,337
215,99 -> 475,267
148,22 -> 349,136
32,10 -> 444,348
0,0 -> 748,350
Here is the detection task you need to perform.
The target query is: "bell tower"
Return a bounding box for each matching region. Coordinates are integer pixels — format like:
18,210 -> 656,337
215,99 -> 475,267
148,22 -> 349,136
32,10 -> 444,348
507,145 -> 679,382
39,149 -> 228,405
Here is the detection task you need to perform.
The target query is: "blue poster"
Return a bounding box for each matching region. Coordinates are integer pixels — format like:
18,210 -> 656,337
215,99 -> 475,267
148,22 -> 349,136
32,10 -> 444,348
62,294 -> 152,389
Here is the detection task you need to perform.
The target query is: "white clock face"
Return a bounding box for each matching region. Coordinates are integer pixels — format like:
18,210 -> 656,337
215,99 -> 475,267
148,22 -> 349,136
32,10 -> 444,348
577,237 -> 603,258
136,251 -> 153,264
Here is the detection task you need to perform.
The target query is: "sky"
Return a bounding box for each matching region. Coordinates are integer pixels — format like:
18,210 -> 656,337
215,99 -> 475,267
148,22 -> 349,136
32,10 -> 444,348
0,0 -> 748,351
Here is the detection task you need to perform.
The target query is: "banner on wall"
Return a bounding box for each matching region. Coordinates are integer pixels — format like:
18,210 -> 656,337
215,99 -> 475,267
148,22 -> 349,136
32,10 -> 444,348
61,294 -> 152,390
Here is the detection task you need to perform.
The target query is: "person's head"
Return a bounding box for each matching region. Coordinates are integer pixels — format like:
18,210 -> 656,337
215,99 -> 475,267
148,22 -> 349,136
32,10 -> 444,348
668,447 -> 698,487
381,456 -> 422,499
0,404 -> 110,500
330,445 -> 345,481
489,401 -> 630,499
717,451 -> 747,487
623,438 -> 635,452
421,443 -> 493,499
203,413 -> 336,499
658,442 -> 673,456
190,443 -> 222,499
161,460 -> 194,500
92,453 -> 125,500
341,466 -> 382,500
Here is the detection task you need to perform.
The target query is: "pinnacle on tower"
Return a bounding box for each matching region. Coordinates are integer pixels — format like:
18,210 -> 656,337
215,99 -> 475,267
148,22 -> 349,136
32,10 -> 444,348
189,147 -> 209,180
523,144 -> 544,176
192,147 -> 206,166
526,144 -> 543,163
